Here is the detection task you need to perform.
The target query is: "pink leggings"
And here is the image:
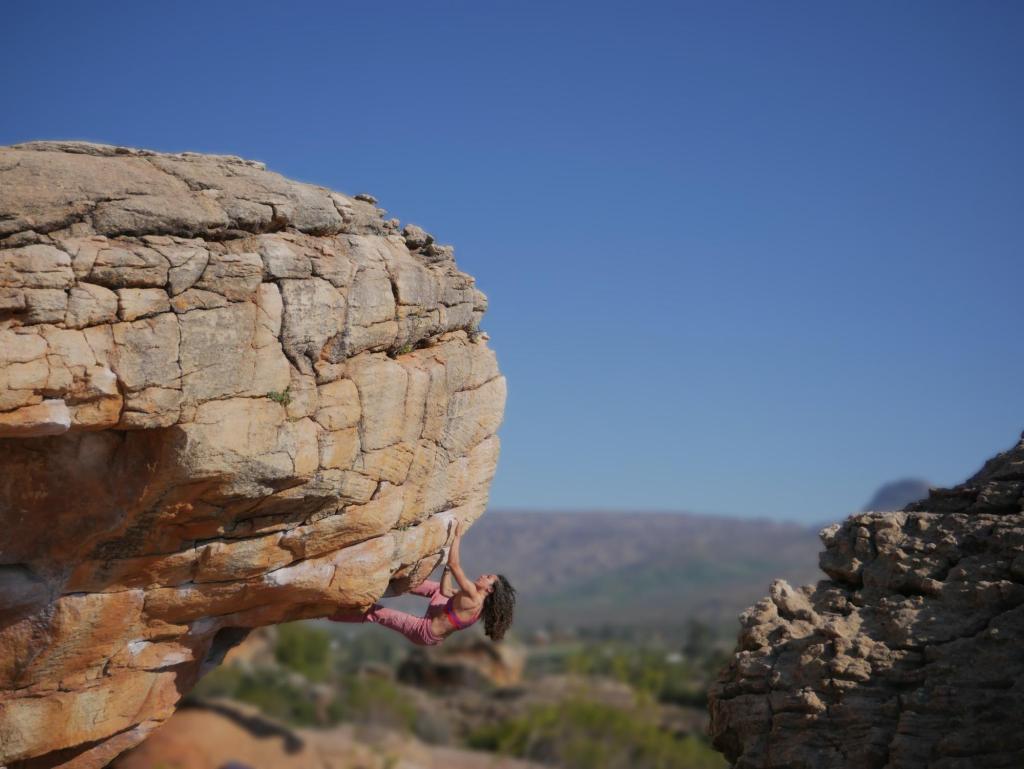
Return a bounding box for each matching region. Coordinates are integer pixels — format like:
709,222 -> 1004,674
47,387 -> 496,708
330,580 -> 447,646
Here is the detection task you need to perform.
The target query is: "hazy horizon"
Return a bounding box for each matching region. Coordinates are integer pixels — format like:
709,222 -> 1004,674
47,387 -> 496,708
485,474 -> 933,523
485,505 -> 842,526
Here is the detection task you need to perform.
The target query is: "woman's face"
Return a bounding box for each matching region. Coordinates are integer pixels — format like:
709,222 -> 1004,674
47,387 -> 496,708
475,573 -> 498,593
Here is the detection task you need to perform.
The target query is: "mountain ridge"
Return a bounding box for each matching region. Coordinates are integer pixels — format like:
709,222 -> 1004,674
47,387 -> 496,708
454,508 -> 824,635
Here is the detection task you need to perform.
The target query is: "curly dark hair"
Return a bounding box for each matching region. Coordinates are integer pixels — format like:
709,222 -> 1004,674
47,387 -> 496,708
482,574 -> 516,641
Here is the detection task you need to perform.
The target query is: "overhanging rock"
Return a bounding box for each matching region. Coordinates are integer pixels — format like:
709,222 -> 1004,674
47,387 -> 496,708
0,142 -> 506,768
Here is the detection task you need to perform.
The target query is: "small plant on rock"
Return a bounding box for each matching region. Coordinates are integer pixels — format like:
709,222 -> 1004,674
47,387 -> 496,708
389,342 -> 414,358
267,387 -> 292,406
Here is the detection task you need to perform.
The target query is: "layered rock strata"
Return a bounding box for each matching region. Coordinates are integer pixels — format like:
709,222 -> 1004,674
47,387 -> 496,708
0,142 -> 506,768
709,434 -> 1024,768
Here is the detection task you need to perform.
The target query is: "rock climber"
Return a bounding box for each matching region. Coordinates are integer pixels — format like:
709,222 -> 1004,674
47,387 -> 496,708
329,521 -> 516,645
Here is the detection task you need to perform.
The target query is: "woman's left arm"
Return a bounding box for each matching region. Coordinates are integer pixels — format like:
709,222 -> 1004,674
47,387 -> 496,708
447,523 -> 479,599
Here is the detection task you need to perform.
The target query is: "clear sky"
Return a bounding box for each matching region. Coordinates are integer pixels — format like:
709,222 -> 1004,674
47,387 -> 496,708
4,2 -> 1023,522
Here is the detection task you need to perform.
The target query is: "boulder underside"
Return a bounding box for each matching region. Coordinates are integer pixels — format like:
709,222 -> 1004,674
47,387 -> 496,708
0,142 -> 506,768
709,434 -> 1024,769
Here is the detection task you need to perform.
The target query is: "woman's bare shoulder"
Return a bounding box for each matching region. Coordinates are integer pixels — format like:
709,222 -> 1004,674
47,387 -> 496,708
452,589 -> 482,610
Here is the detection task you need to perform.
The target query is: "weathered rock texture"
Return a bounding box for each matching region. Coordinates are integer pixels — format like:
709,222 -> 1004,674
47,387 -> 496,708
709,434 -> 1024,768
0,142 -> 505,768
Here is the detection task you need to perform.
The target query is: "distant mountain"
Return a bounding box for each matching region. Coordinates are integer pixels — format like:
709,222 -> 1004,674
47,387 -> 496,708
452,510 -> 823,637
861,479 -> 931,512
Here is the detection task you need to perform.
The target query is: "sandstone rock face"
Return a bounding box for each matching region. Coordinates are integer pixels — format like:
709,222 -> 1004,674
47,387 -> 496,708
709,434 -> 1024,768
0,142 -> 505,768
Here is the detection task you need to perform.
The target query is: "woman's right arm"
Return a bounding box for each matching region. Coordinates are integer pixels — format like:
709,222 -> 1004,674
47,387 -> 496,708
440,565 -> 456,597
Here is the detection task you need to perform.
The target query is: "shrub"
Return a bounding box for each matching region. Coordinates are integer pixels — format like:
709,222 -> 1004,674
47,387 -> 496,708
267,387 -> 292,406
334,676 -> 417,732
191,666 -> 320,727
235,668 -> 319,725
275,622 -> 332,681
561,640 -> 722,709
467,699 -> 726,769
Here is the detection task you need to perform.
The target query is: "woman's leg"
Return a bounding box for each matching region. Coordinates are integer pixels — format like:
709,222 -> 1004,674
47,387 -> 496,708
331,578 -> 439,621
409,579 -> 441,597
365,605 -> 442,646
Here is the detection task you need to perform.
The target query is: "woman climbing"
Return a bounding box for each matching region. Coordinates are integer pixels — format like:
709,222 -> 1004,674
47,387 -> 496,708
329,521 -> 516,645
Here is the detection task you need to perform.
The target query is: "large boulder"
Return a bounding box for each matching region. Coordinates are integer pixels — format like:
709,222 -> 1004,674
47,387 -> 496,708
709,433 -> 1024,768
0,142 -> 506,768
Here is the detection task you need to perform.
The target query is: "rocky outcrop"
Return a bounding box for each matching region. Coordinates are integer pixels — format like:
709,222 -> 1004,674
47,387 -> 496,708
709,434 -> 1024,768
0,142 -> 506,768
398,638 -> 527,690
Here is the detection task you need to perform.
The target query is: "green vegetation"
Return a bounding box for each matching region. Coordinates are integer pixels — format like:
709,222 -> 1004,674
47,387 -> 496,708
563,645 -> 710,709
531,621 -> 730,709
267,387 -> 292,406
468,699 -> 726,769
275,622 -> 331,681
192,665 -> 321,726
330,622 -> 408,672
333,676 -> 417,732
192,662 -> 419,733
682,618 -> 719,662
188,618 -> 729,768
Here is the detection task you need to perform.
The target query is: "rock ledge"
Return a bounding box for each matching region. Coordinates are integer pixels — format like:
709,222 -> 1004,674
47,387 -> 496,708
0,142 -> 506,768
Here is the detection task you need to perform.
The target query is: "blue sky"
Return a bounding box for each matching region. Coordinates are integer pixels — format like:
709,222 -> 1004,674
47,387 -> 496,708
4,2 -> 1023,522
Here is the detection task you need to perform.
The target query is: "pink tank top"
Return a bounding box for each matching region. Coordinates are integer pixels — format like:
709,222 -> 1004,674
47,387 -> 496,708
444,596 -> 481,630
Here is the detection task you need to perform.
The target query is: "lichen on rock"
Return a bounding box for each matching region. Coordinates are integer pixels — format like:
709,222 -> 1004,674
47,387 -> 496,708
0,142 -> 506,768
709,433 -> 1024,768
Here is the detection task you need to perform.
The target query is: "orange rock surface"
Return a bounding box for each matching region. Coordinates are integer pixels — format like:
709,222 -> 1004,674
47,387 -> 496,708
0,142 -> 506,768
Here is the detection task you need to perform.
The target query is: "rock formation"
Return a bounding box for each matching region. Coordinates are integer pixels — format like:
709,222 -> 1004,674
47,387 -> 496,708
0,142 -> 506,768
709,434 -> 1024,768
398,637 -> 527,690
